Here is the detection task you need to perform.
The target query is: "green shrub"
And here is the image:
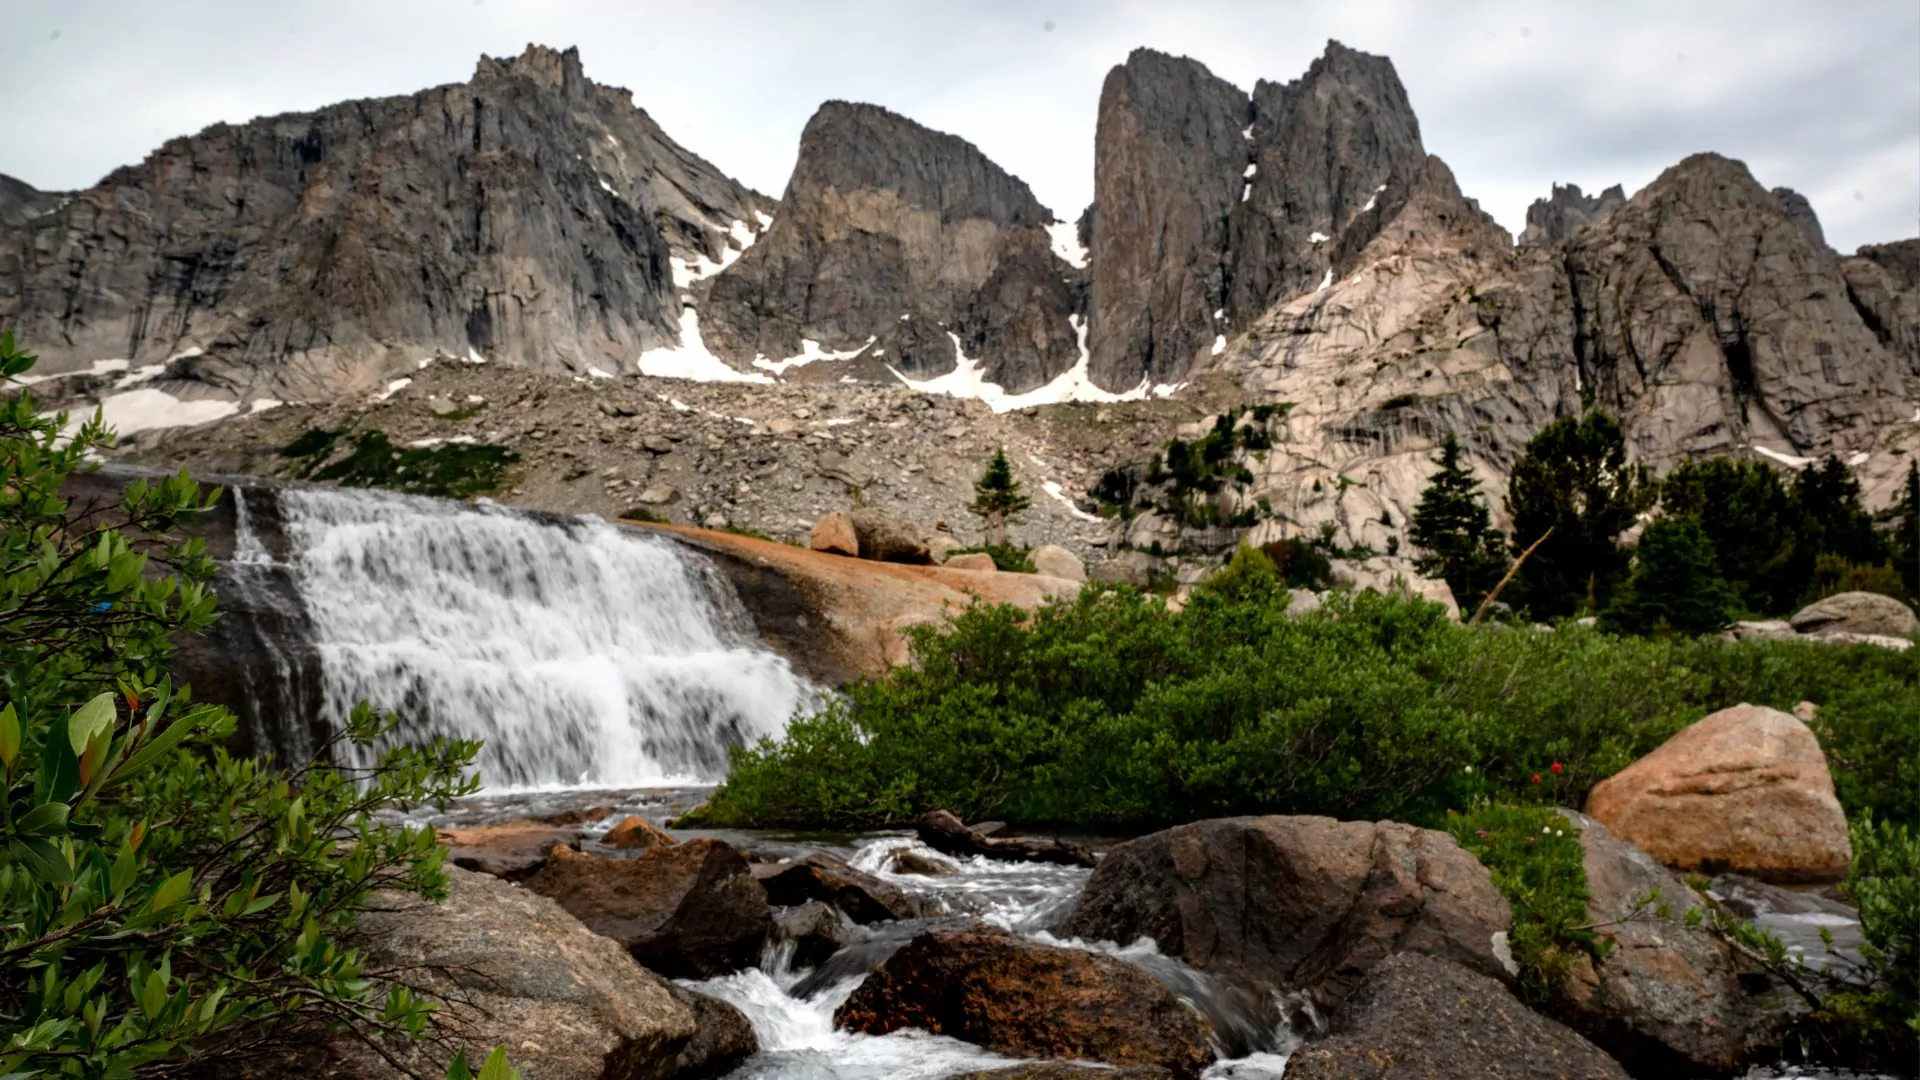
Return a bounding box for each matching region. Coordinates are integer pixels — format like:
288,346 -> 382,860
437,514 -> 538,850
1,332 -> 499,1076
1602,518 -> 1740,635
950,544 -> 1035,573
1831,816 -> 1920,1043
694,548 -> 1920,831
281,426 -> 517,500
1446,804 -> 1602,1004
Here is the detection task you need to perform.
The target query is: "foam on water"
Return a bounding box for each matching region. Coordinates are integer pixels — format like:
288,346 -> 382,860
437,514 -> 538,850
274,486 -> 813,789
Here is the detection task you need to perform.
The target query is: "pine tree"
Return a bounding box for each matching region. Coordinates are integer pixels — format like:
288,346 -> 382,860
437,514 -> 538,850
969,447 -> 1031,548
1888,459 -> 1920,599
1604,518 -> 1741,635
1505,409 -> 1654,620
1409,434 -> 1510,612
1660,457 -> 1796,614
1787,455 -> 1889,603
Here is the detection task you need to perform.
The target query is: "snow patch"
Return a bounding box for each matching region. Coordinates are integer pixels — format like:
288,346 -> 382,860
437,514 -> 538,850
753,210 -> 774,230
888,320 -> 1151,413
1752,444 -> 1815,468
1042,480 -> 1102,523
1211,334 -> 1227,356
587,366 -> 616,380
1213,309 -> 1225,321
1152,382 -> 1186,398
1044,221 -> 1088,269
1309,231 -> 1330,244
728,219 -> 758,249
249,399 -> 283,414
598,178 -> 617,196
374,378 -> 412,401
1362,194 -> 1377,212
638,309 -> 774,385
14,358 -> 130,386
65,389 -> 241,438
466,347 -> 488,365
1242,125 -> 1253,140
1847,451 -> 1870,466
1241,183 -> 1251,203
1317,268 -> 1333,292
900,313 -> 912,321
1243,163 -> 1257,178
752,336 -> 876,375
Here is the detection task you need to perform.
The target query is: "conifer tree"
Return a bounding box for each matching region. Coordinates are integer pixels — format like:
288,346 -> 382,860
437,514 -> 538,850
1409,434 -> 1510,612
1888,459 -> 1920,599
1604,518 -> 1740,635
969,447 -> 1031,548
1787,455 -> 1889,602
1660,457 -> 1796,614
1505,409 -> 1653,619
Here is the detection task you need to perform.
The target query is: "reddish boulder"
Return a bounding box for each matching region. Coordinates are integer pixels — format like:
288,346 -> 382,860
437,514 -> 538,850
526,838 -> 771,978
835,929 -> 1215,1080
602,815 -> 677,851
1585,703 -> 1851,882
437,820 -> 580,880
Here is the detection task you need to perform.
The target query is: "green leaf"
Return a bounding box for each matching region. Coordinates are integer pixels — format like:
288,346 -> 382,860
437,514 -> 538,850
9,837 -> 72,885
114,710 -> 206,781
477,1047 -> 519,1080
147,869 -> 192,914
0,704 -> 19,769
16,802 -> 71,837
67,693 -> 117,756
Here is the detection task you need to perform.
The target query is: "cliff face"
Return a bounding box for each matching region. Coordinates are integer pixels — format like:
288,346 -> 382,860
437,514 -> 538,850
0,45 -> 766,398
1518,182 -> 1626,246
700,102 -> 1082,392
0,174 -> 68,229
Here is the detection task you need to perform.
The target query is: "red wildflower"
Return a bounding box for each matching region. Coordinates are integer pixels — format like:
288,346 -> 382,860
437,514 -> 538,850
1550,761 -> 1563,775
1530,774 -> 1542,784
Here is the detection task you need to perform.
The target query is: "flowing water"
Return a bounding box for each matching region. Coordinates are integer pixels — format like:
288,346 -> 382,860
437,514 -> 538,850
242,486 -> 814,788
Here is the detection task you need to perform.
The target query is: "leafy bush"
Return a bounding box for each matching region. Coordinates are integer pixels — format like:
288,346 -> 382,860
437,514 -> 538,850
281,426 -> 518,500
1826,815 -> 1920,1055
950,544 -> 1036,573
1,332 -> 497,1076
1446,804 -> 1602,1004
694,547 -> 1920,830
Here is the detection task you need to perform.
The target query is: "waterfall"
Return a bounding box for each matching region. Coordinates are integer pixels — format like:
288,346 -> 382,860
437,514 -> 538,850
270,486 -> 813,790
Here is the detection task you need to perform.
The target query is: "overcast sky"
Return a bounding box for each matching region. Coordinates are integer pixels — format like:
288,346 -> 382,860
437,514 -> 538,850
5,0 -> 1916,253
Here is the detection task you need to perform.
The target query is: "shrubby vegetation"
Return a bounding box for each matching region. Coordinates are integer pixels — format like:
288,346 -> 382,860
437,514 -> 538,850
1,333 -> 506,1077
1089,406 -> 1288,528
280,424 -> 519,500
694,545 -> 1919,832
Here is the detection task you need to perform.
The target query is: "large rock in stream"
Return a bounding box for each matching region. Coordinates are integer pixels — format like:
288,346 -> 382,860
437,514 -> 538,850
526,838 -> 772,978
1284,953 -> 1629,1080
1551,811 -> 1765,1077
228,867 -> 754,1080
835,928 -> 1216,1080
1063,815 -> 1512,1005
754,852 -> 918,923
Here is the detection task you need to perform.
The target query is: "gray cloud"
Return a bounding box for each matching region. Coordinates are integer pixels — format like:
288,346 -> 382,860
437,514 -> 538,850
4,0 -> 1914,252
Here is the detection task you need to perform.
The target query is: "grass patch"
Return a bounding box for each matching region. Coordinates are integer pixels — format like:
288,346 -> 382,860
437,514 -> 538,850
1447,803 -> 1604,1004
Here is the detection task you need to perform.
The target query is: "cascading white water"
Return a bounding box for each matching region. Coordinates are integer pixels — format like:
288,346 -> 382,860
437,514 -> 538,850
276,486 -> 813,790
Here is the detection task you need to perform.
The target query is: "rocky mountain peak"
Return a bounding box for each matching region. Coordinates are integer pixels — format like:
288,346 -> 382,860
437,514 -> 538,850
474,42 -> 586,90
1517,182 -> 1626,246
700,101 -> 1080,392
1769,186 -> 1828,250
0,45 -> 761,397
0,173 -> 67,229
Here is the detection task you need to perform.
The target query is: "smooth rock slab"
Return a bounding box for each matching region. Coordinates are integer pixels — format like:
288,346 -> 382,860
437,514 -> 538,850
1283,953 -> 1629,1080
835,928 -> 1216,1080
1031,544 -> 1087,582
1584,703 -> 1851,882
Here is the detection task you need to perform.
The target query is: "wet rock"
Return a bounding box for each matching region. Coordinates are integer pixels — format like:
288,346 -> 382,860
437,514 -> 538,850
526,839 -> 772,978
1584,704 -> 1851,883
437,821 -> 580,881
834,928 -> 1216,1080
602,815 -> 677,852
245,866 -> 719,1079
889,848 -> 959,876
544,806 -> 617,826
1554,810 -> 1763,1076
1063,815 -> 1511,1005
944,1060 -> 1167,1068
916,809 -> 1096,868
772,900 -> 854,969
1031,544 -> 1086,582
660,983 -> 758,1080
809,510 -> 860,556
849,508 -> 932,564
1789,591 -> 1919,639
944,551 -> 998,572
754,852 -> 916,923
1284,953 -> 1629,1080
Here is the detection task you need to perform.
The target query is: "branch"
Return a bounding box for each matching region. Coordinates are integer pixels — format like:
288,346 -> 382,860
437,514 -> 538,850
1470,527 -> 1552,626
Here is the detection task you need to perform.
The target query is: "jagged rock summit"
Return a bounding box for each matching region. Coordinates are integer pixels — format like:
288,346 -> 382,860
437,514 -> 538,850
700,101 -> 1085,393
1518,181 -> 1626,246
0,44 -> 768,398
